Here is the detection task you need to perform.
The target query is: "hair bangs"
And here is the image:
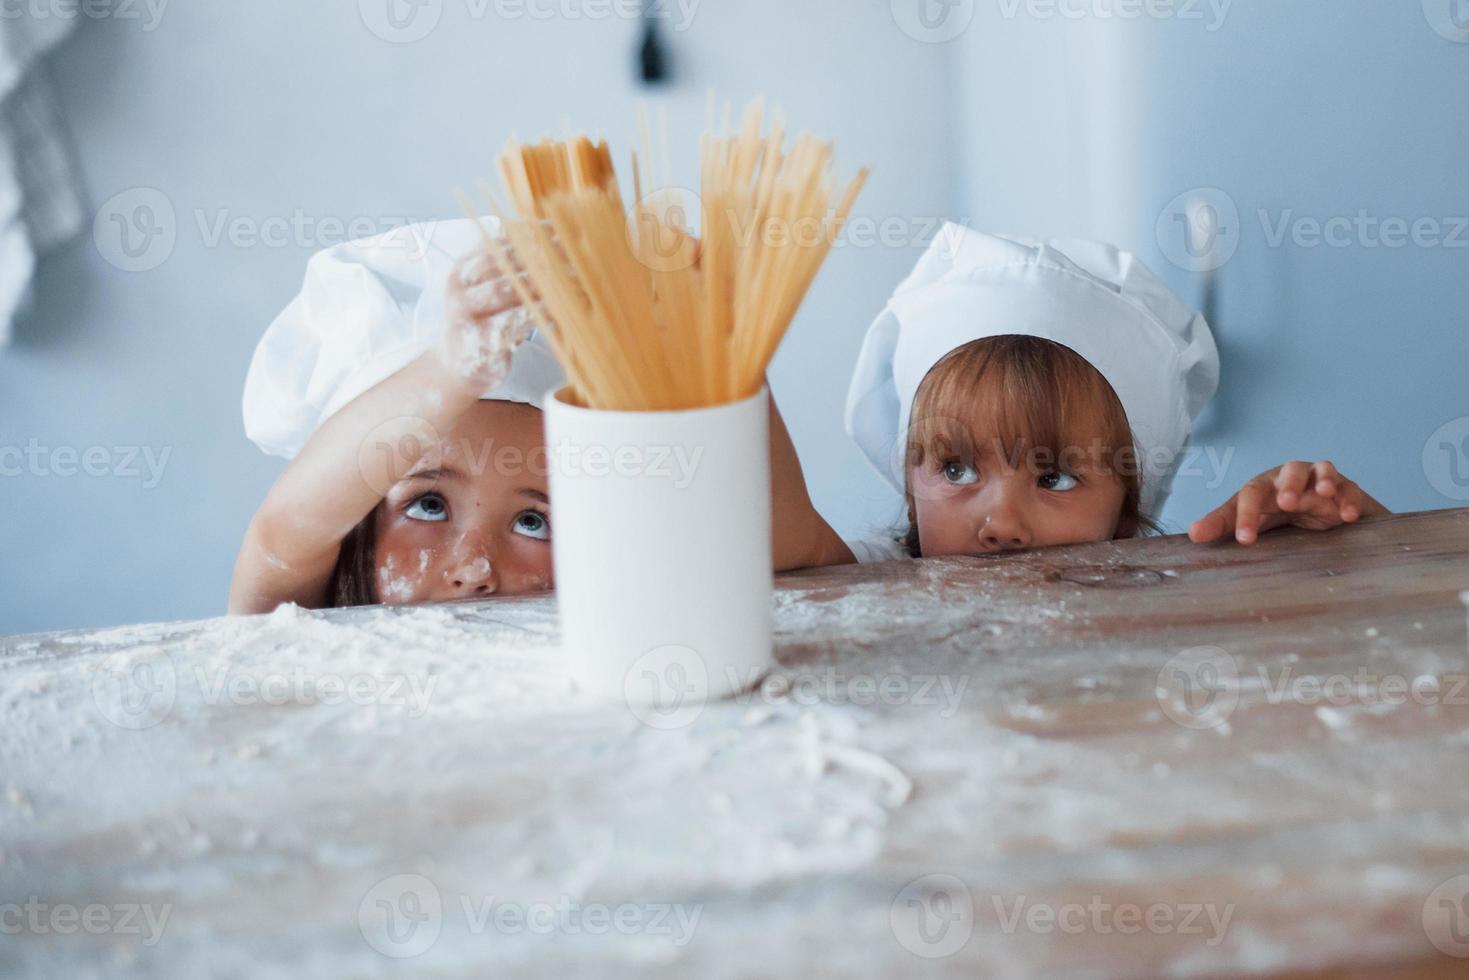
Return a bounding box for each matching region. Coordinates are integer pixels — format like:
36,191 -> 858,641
907,335 -> 1134,474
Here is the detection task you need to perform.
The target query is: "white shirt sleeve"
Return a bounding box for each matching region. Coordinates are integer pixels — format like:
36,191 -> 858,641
845,535 -> 909,564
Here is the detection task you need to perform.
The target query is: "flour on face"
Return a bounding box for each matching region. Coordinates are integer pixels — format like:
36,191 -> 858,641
376,554 -> 417,602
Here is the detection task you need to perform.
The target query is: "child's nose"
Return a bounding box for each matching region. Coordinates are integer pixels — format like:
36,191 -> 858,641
978,519 -> 1029,552
444,554 -> 498,596
976,497 -> 1031,552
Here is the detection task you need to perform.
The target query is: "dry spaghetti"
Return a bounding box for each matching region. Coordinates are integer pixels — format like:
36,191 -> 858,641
472,100 -> 868,411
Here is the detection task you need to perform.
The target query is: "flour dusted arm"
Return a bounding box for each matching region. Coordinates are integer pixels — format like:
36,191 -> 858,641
230,236 -> 533,613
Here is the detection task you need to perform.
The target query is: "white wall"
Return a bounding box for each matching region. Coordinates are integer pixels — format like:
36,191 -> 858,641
10,2 -> 1462,636
952,1 -> 1469,529
0,0 -> 955,634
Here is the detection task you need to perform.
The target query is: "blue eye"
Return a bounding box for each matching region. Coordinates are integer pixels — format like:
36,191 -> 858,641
513,509 -> 550,540
1039,471 -> 1079,492
942,460 -> 978,486
405,493 -> 448,522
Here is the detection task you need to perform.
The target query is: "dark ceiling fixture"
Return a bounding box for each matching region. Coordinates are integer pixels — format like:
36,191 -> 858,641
638,1 -> 670,85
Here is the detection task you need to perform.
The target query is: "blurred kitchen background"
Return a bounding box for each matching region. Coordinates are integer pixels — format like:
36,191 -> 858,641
1,0 -> 1466,634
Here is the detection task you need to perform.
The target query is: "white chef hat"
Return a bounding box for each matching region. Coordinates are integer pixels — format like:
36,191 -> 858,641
243,217 -> 566,459
845,225 -> 1218,516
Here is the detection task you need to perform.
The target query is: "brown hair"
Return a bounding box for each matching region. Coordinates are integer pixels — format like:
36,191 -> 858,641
327,510 -> 379,607
900,335 -> 1156,556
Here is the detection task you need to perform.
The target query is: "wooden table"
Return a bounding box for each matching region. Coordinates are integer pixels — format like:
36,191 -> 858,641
3,509 -> 1469,978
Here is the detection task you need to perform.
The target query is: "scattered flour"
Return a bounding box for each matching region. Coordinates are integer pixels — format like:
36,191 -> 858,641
2,549 -> 1464,978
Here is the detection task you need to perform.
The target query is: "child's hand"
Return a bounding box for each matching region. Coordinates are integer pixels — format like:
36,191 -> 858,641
1188,460 -> 1389,545
437,244 -> 536,390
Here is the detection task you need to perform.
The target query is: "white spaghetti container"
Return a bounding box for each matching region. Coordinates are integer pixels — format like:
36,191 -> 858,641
544,386 -> 774,706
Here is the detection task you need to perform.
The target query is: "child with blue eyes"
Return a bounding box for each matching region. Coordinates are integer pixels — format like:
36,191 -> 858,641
228,219 -> 571,613
835,226 -> 1387,563
229,219 -> 843,613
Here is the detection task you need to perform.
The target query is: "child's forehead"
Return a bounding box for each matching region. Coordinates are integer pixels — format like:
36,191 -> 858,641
439,401 -> 545,454
389,405 -> 549,492
916,390 -> 1122,464
923,393 -> 1115,445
